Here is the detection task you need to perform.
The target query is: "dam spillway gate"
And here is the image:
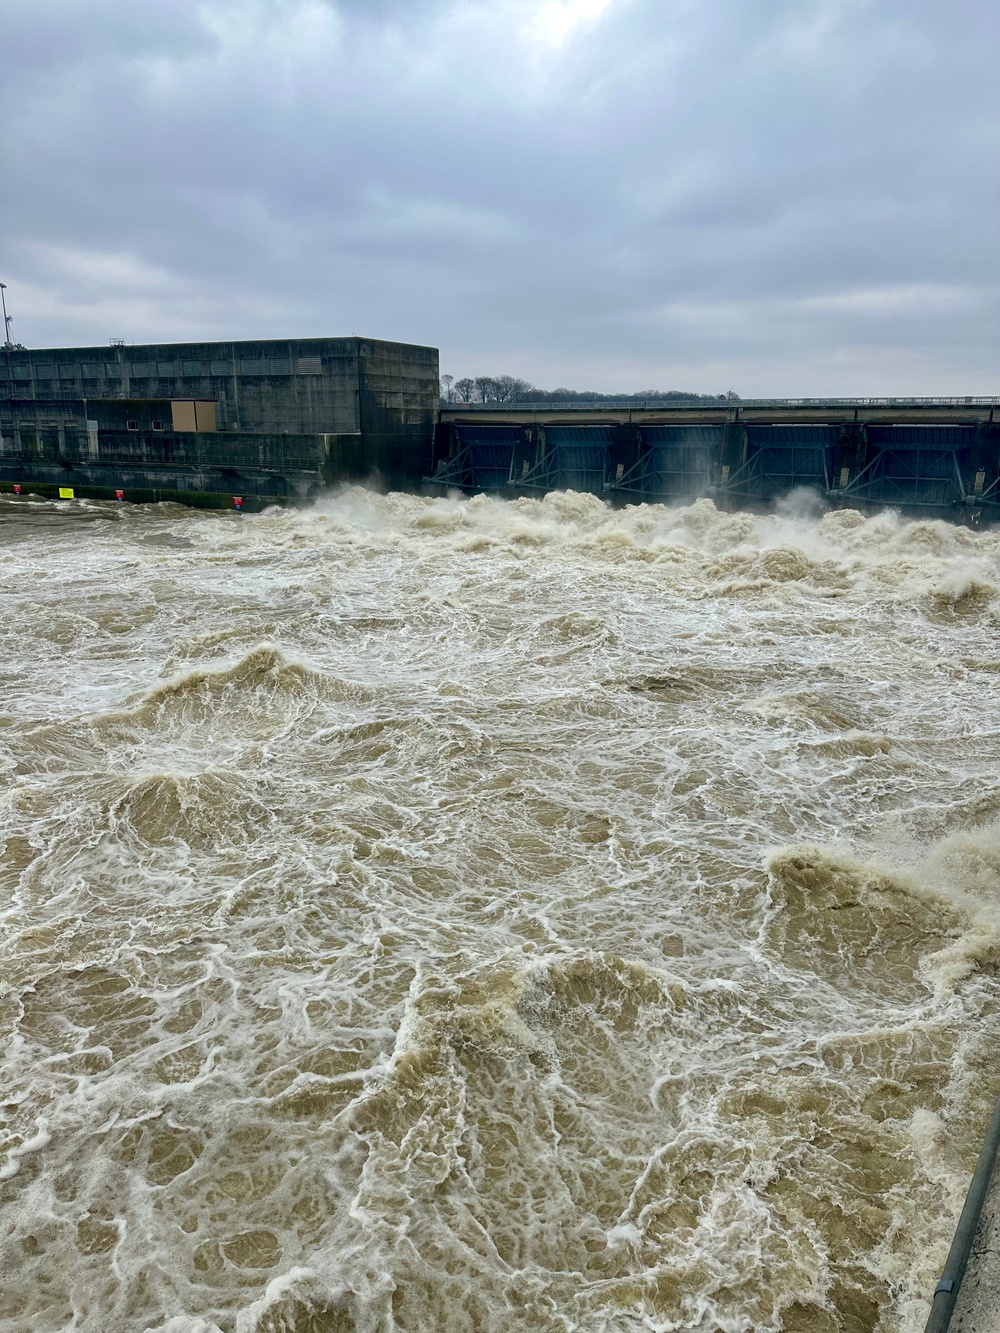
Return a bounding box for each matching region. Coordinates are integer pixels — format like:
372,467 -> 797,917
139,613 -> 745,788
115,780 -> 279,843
431,401 -> 1000,522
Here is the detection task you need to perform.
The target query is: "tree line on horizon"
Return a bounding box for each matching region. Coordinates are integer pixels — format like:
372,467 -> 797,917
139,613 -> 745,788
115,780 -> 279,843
440,374 -> 737,404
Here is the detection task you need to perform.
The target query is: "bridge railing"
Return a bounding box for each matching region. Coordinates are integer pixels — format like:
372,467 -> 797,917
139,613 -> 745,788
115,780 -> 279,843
441,397 -> 1000,411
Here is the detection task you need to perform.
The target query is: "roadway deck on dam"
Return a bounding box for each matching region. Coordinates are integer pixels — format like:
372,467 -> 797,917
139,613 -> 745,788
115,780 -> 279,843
439,396 -> 1000,426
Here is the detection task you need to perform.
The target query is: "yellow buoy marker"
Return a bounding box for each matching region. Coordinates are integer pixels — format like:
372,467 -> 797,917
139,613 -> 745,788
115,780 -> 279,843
58,487 -> 75,499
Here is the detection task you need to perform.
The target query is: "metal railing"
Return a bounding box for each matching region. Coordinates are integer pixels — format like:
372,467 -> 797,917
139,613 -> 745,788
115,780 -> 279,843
441,397 -> 1000,411
925,1095 -> 1000,1331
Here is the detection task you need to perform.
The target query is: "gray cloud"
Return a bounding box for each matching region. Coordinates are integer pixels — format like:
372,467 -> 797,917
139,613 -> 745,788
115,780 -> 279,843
1,0 -> 996,393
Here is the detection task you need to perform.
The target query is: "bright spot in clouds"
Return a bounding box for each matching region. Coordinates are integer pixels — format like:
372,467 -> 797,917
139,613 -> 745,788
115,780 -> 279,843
528,0 -> 615,45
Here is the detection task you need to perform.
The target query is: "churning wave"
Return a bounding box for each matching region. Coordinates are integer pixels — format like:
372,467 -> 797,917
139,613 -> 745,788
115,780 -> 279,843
0,491 -> 999,1333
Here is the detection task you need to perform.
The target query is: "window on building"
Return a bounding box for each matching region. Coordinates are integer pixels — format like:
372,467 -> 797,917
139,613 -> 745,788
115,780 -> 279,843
127,420 -> 139,431
152,420 -> 164,431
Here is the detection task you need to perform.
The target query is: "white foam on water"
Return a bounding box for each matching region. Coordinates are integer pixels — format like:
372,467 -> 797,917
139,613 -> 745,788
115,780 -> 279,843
1,492 -> 999,1332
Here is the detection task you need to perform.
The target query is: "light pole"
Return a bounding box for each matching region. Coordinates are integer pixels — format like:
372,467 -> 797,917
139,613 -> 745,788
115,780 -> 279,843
0,284 -> 12,349
0,284 -> 12,396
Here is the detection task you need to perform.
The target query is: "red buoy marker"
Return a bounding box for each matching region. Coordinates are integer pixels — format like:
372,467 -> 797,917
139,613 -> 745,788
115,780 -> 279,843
115,489 -> 124,502
12,484 -> 21,495
233,496 -> 243,511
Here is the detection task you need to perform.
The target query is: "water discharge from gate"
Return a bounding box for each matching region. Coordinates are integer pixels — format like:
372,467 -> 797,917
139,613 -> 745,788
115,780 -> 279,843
1,488 -> 999,1333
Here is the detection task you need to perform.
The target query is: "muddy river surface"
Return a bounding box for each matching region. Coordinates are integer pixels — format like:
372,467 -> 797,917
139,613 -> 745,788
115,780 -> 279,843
1,490 -> 999,1333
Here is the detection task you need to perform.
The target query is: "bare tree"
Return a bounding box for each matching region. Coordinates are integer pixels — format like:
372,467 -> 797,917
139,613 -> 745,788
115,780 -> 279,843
491,375 -> 534,402
445,375 -> 727,405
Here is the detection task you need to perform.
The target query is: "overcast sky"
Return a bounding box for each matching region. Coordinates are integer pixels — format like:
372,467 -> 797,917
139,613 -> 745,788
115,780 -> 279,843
1,0 -> 996,394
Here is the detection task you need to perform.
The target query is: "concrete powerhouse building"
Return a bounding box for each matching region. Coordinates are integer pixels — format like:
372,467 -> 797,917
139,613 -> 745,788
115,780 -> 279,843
0,336 -> 440,506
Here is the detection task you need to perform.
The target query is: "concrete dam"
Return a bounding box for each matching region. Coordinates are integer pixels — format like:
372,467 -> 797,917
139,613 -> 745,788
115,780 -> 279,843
433,399 -> 1000,521
1,334 -> 998,520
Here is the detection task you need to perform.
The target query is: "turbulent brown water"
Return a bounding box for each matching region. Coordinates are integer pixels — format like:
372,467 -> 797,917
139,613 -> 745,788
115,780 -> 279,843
1,489 -> 999,1333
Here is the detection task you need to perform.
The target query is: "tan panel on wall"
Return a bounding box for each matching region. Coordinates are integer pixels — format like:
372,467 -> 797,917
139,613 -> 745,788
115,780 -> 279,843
171,400 -> 197,431
194,401 -> 216,432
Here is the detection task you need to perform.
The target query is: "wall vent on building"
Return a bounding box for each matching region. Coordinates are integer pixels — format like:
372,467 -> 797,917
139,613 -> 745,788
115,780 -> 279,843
296,357 -> 322,375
